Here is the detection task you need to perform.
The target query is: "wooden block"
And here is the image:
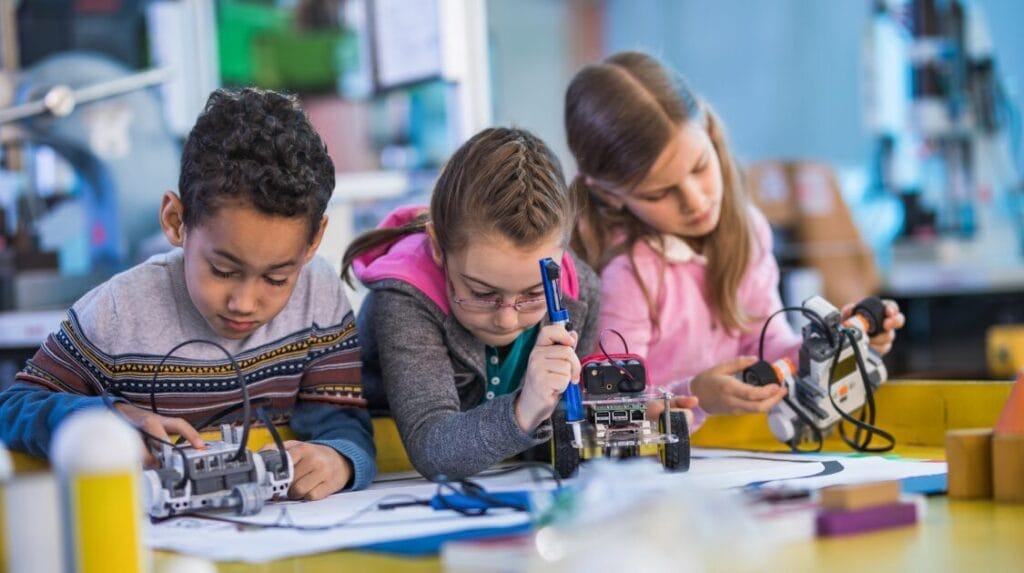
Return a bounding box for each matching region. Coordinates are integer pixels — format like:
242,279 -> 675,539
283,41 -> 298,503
993,433 -> 1024,503
819,480 -> 901,511
815,502 -> 917,536
945,428 -> 994,499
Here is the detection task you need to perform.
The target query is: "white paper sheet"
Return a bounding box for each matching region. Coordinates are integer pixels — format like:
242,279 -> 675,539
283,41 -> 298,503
146,448 -> 946,563
146,478 -> 535,563
686,448 -> 947,490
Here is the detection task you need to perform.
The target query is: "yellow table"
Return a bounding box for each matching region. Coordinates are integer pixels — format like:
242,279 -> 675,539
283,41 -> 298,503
691,380 -> 1023,572
13,381 -> 1024,572
776,496 -> 1024,572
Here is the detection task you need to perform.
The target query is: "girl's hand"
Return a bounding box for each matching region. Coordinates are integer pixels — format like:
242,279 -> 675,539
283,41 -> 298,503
265,440 -> 352,501
646,395 -> 699,418
689,356 -> 787,415
841,299 -> 905,356
113,402 -> 205,468
515,325 -> 581,432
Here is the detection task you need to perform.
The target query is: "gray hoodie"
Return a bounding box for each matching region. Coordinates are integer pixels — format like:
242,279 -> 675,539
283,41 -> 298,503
354,227 -> 600,480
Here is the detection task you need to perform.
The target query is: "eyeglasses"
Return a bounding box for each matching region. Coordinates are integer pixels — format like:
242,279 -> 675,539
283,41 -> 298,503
443,262 -> 547,314
450,293 -> 548,314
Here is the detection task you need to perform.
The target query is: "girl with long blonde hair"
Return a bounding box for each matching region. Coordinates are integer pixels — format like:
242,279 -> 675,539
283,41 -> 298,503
566,52 -> 904,431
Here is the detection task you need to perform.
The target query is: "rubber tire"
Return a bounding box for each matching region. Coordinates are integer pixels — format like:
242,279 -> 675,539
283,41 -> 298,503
660,410 -> 691,472
549,408 -> 581,479
852,296 -> 886,336
743,360 -> 779,386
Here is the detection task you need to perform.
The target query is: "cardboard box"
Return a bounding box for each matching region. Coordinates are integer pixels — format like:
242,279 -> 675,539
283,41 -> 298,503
747,160 -> 880,305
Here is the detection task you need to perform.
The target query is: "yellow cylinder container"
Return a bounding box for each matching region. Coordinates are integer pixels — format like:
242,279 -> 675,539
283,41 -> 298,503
51,409 -> 147,573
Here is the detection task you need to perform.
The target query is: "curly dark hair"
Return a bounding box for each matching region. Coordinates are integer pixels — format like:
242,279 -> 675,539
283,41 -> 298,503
178,88 -> 335,243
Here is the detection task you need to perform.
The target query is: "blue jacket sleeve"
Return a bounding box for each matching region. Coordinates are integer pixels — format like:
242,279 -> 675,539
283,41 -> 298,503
289,401 -> 377,491
0,382 -> 111,458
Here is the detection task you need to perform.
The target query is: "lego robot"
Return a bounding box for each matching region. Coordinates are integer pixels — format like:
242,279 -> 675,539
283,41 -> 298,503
540,257 -> 690,478
549,353 -> 691,479
142,424 -> 293,518
742,295 -> 893,452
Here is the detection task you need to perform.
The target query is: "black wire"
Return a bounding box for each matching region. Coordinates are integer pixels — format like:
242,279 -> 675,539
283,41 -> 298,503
89,338 -> 256,491
153,493 -> 421,531
781,395 -> 824,453
814,327 -> 894,453
428,462 -> 561,516
598,328 -> 630,356
256,405 -> 289,467
757,303 -> 895,453
155,462 -> 560,531
757,306 -> 833,362
88,339 -> 297,516
92,382 -> 193,489
149,339 -> 251,462
753,304 -> 829,452
431,480 -> 525,516
177,400 -> 288,470
831,330 -> 895,452
176,400 -> 253,444
596,328 -> 637,384
843,343 -> 877,451
91,380 -> 177,452
472,460 -> 563,490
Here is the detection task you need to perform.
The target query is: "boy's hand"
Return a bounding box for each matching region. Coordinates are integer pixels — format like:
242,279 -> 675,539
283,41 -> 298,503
841,299 -> 905,356
646,395 -> 699,418
690,356 -> 787,415
270,440 -> 351,501
113,402 -> 205,468
515,324 -> 581,432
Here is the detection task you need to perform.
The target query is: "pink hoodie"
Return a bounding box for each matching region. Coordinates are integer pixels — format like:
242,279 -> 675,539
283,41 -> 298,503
597,207 -> 801,432
352,206 -> 580,310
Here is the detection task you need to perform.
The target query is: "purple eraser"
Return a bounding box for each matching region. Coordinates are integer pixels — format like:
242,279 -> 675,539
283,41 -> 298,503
815,502 -> 918,536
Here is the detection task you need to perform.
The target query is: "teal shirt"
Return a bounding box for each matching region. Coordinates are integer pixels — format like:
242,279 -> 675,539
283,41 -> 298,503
483,325 -> 540,402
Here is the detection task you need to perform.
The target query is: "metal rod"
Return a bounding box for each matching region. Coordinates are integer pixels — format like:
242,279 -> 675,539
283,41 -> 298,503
0,99 -> 46,125
73,66 -> 174,106
662,391 -> 671,437
0,66 -> 174,125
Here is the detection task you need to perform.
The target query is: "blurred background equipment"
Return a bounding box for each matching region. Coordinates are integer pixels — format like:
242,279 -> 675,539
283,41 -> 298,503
864,0 -> 1024,286
0,0 -> 494,379
0,0 -> 187,391
747,161 -> 881,308
0,53 -> 179,310
860,0 -> 1024,379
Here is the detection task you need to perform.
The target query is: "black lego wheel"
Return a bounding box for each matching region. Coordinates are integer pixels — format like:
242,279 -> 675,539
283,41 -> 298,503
659,410 -> 691,472
549,408 -> 581,478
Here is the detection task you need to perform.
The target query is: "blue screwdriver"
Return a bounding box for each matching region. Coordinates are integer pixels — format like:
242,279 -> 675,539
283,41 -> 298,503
539,258 -> 584,447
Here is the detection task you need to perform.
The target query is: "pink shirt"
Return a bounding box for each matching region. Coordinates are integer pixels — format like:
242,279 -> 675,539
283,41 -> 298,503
597,207 -> 801,432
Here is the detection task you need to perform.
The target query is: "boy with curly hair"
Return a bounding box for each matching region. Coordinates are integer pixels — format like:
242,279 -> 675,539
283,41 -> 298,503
0,88 -> 375,497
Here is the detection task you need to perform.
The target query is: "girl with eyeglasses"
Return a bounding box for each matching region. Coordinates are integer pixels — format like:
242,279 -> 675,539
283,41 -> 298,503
341,127 -> 603,480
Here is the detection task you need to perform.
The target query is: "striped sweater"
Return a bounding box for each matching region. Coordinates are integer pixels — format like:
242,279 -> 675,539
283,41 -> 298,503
0,249 -> 376,489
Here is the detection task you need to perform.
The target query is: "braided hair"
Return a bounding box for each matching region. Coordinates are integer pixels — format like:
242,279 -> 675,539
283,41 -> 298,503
343,127 -> 578,281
